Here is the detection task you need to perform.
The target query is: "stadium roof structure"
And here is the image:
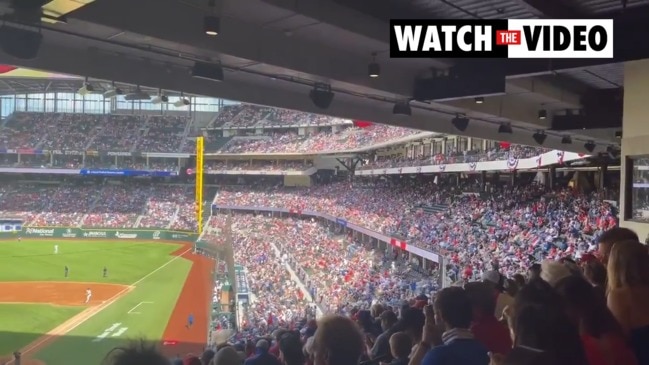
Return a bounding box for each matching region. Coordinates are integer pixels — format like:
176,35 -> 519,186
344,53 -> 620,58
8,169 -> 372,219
0,0 -> 641,153
0,66 -> 198,97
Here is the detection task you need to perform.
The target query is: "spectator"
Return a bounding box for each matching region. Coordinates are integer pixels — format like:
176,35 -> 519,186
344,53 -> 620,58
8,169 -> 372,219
244,340 -> 281,365
554,275 -> 637,365
370,310 -> 399,361
312,316 -> 363,365
463,282 -> 512,356
278,331 -> 305,365
213,346 -> 243,365
581,258 -> 607,299
185,356 -> 202,365
482,271 -> 513,320
597,227 -> 639,265
388,332 -> 412,365
606,240 -> 649,364
418,287 -> 489,365
528,264 -> 541,281
270,329 -> 288,358
102,342 -> 171,365
502,279 -> 588,365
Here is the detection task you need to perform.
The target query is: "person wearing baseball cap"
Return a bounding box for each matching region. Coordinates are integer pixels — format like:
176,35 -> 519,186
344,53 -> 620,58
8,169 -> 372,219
482,270 -> 513,320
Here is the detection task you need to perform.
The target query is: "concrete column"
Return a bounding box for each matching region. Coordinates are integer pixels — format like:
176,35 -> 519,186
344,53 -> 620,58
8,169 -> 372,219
620,59 -> 649,239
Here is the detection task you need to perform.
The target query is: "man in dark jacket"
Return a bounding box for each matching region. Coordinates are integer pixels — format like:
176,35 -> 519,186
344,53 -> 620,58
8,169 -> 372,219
244,340 -> 281,365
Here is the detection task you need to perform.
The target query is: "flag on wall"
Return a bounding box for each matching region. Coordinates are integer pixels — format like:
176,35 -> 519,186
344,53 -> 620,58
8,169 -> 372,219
353,120 -> 373,128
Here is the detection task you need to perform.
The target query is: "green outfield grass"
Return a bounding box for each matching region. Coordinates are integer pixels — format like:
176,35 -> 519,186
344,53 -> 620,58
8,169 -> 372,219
0,240 -> 192,365
0,304 -> 84,355
0,240 -> 182,284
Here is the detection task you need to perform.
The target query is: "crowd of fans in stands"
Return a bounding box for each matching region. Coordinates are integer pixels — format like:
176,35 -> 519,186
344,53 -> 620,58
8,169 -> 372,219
219,126 -> 424,154
211,105 -> 351,128
213,181 -> 617,282
0,183 -> 196,230
0,112 -> 190,153
95,222 -> 649,365
360,145 -> 549,170
205,161 -> 313,173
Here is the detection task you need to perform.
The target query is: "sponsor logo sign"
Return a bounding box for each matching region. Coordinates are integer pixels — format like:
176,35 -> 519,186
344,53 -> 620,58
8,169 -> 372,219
83,231 -> 107,238
25,227 -> 55,237
115,231 -> 138,239
62,228 -> 77,238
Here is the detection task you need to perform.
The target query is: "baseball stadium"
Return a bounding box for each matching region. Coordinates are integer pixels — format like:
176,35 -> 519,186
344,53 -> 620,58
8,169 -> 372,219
0,1 -> 648,365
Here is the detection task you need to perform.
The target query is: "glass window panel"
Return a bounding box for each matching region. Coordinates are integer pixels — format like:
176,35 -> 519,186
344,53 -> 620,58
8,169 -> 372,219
56,93 -> 74,113
0,95 -> 15,119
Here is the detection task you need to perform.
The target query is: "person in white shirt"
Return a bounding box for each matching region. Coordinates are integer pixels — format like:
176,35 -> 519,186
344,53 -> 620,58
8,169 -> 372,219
85,288 -> 92,304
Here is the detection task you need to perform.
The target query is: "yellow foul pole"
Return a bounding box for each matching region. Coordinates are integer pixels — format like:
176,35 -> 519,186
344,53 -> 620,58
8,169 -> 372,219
195,136 -> 204,235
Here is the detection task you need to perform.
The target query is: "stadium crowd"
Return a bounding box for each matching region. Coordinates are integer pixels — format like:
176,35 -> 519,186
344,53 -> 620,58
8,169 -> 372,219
213,181 -> 617,282
219,126 -> 424,154
360,144 -> 549,170
181,193 -> 645,365
205,161 -> 313,173
0,112 -> 190,153
204,215 -> 436,317
0,183 -> 196,230
211,104 -> 351,128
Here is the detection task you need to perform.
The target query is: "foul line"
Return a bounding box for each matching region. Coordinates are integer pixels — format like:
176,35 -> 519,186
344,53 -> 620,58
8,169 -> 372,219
9,246 -> 193,361
127,301 -> 154,314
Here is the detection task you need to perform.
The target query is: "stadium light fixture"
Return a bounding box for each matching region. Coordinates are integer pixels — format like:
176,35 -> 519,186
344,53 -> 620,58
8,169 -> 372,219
103,82 -> 123,99
498,122 -> 512,134
77,77 -> 94,96
392,101 -> 411,116
309,84 -> 334,109
204,0 -> 220,36
151,89 -> 169,104
204,16 -> 220,36
368,53 -> 380,78
532,131 -> 547,145
174,93 -> 191,107
538,109 -> 547,120
451,114 -> 469,132
584,141 -> 596,153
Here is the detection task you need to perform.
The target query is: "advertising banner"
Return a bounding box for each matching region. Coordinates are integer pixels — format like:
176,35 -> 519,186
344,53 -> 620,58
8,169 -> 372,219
0,227 -> 197,241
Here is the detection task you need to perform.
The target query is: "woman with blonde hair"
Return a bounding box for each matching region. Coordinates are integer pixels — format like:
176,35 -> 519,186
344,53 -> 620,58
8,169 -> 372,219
607,240 -> 649,364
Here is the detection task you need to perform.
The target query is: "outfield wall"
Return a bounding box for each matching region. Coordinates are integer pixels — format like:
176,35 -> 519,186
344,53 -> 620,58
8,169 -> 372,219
0,227 -> 197,241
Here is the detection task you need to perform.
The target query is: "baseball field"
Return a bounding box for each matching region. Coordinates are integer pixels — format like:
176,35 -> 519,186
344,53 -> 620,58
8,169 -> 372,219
0,239 -> 214,365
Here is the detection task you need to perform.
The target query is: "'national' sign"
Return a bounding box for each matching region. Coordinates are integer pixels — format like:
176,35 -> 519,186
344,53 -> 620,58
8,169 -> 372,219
390,19 -> 613,59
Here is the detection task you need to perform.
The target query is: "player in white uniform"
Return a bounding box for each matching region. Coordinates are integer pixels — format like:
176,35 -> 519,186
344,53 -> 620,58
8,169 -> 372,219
54,244 -> 59,254
85,288 -> 92,304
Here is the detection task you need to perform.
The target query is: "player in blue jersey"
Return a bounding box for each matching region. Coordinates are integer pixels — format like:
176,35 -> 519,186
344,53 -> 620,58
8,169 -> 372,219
186,313 -> 194,329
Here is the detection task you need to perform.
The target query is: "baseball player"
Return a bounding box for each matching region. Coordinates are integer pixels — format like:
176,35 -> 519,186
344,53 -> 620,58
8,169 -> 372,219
54,244 -> 59,254
85,288 -> 92,304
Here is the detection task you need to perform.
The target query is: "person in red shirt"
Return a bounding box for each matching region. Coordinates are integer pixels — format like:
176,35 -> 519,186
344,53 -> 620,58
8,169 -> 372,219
464,281 -> 512,356
555,275 -> 637,365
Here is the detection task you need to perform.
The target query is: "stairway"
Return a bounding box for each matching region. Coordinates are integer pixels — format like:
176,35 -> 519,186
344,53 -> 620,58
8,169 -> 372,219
416,204 -> 448,214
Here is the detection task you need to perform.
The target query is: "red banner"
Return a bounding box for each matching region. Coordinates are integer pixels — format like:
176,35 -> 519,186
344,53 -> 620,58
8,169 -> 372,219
353,120 -> 373,128
0,65 -> 17,74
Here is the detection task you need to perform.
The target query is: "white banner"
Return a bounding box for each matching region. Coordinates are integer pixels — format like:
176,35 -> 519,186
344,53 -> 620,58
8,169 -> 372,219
355,150 -> 587,176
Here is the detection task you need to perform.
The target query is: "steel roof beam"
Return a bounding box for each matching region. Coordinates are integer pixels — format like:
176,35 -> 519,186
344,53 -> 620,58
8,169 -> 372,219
70,0 -> 418,97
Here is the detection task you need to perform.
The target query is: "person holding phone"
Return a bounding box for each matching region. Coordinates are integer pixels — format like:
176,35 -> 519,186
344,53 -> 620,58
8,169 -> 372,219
409,287 -> 489,365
